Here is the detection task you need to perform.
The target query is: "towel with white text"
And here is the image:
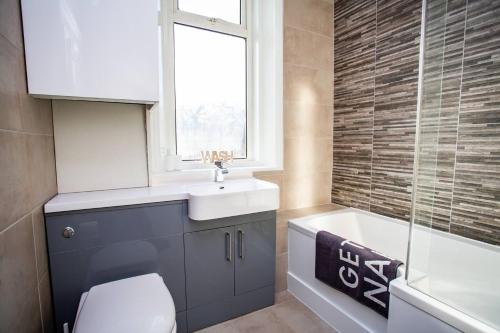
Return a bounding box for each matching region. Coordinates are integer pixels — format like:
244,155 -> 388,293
315,230 -> 403,317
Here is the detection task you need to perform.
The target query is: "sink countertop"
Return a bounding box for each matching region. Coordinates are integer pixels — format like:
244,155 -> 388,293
44,178 -> 279,214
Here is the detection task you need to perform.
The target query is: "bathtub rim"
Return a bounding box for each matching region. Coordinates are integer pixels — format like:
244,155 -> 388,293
390,277 -> 498,333
287,207 -> 499,254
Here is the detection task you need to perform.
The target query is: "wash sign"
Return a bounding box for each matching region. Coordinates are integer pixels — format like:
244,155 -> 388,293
315,231 -> 403,317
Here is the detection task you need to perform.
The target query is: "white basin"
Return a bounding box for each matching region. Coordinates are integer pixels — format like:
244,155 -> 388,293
186,178 -> 279,221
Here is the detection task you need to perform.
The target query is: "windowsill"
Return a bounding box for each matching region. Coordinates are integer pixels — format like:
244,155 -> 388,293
150,162 -> 283,186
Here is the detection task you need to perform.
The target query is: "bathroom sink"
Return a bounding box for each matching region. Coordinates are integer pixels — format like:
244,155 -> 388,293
186,178 -> 279,220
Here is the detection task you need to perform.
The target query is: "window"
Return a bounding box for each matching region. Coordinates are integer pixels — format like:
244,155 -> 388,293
178,0 -> 241,24
152,0 -> 283,178
174,25 -> 247,161
163,0 -> 250,162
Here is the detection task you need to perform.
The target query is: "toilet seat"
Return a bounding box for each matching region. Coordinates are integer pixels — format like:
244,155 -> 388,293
73,273 -> 176,333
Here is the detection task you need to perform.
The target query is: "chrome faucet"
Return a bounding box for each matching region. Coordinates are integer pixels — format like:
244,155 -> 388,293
214,160 -> 229,182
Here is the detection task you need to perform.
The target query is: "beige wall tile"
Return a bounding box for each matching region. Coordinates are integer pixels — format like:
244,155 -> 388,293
0,35 -> 23,132
0,131 -> 33,231
20,96 -> 54,136
39,272 -> 55,333
275,252 -> 288,293
284,27 -> 316,68
0,1 -> 57,331
284,137 -> 332,176
284,27 -> 333,70
0,0 -> 23,50
6,289 -> 43,333
32,206 -> 49,280
27,134 -> 57,206
285,0 -> 333,37
313,34 -> 334,70
276,218 -> 288,255
284,102 -> 333,139
283,171 -> 332,210
255,0 -> 333,213
284,65 -> 332,106
0,215 -> 40,333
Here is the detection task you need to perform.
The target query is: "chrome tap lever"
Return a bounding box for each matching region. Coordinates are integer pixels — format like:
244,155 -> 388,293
214,160 -> 229,182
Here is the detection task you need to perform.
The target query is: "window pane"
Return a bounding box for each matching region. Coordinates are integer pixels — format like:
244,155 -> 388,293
174,24 -> 247,161
178,0 -> 241,24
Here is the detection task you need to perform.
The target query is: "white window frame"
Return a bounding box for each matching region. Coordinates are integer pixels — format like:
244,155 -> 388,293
150,0 -> 283,183
163,0 -> 254,166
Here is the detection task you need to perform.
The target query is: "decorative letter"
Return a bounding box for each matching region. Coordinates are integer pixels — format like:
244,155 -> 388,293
200,151 -> 211,163
365,260 -> 390,283
339,266 -> 359,288
339,249 -> 359,267
363,277 -> 387,308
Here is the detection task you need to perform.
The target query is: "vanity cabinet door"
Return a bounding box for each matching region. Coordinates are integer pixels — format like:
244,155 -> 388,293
184,227 -> 235,308
235,219 -> 276,295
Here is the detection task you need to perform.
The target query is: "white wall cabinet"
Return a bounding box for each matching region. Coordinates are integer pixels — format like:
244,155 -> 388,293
21,0 -> 159,104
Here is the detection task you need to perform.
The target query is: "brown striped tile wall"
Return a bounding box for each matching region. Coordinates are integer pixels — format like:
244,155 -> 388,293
448,0 -> 500,245
332,0 -> 421,220
370,0 -> 421,220
414,0 -> 467,231
332,0 -> 376,210
333,0 -> 500,245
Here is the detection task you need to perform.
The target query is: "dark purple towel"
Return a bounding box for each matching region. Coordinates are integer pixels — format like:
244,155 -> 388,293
315,230 -> 403,317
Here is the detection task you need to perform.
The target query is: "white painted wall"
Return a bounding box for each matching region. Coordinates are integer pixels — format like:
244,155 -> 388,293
53,100 -> 149,193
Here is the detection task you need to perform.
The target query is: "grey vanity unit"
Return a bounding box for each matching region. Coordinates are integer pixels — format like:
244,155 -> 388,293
45,200 -> 276,333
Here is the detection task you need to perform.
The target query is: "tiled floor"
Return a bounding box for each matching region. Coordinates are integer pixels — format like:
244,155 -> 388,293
195,292 -> 337,333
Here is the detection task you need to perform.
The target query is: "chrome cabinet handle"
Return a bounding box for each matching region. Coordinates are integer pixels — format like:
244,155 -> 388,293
225,232 -> 232,262
62,227 -> 75,238
238,229 -> 245,259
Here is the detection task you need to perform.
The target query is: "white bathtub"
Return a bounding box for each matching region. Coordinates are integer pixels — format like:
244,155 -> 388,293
287,208 -> 408,333
287,208 -> 500,333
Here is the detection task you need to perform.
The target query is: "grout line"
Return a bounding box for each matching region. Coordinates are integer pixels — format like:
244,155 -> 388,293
31,213 -> 46,333
0,199 -> 52,235
0,210 -> 32,235
31,213 -> 41,281
283,60 -> 333,72
447,0 -> 469,234
284,23 -> 334,39
0,128 -> 53,137
284,24 -> 334,40
0,31 -> 23,53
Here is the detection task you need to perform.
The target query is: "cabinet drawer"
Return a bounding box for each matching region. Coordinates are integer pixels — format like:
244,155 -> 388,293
45,201 -> 186,254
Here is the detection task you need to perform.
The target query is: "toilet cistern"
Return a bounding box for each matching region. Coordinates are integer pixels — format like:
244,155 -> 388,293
214,160 -> 229,182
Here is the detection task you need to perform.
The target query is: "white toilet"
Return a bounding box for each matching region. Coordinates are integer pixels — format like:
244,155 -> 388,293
72,273 -> 176,333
